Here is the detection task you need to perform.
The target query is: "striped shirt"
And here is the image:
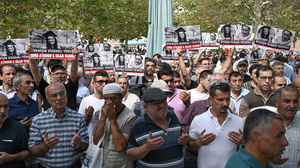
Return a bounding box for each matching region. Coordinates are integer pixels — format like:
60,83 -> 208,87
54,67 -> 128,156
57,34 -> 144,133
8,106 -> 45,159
272,115 -> 300,168
127,111 -> 184,168
29,107 -> 88,168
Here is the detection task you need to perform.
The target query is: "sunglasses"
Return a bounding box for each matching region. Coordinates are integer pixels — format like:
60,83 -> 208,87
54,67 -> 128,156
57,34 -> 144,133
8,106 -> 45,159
94,80 -> 109,84
164,78 -> 174,84
210,82 -> 230,90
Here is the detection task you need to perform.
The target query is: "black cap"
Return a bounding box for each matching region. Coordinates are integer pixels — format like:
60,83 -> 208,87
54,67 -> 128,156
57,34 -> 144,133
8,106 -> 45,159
143,87 -> 167,104
91,53 -> 100,58
175,27 -> 186,33
2,40 -> 16,46
51,64 -> 66,72
238,60 -> 248,66
43,30 -> 57,38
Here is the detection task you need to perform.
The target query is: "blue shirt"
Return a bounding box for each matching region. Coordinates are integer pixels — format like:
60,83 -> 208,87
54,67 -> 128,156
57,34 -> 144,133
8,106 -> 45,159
0,118 -> 28,168
29,107 -> 88,168
76,83 -> 90,103
8,94 -> 39,121
127,110 -> 184,168
225,144 -> 273,168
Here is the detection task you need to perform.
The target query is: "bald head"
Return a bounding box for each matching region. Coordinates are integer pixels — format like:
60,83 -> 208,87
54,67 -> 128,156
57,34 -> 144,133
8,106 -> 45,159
45,82 -> 65,98
0,93 -> 9,126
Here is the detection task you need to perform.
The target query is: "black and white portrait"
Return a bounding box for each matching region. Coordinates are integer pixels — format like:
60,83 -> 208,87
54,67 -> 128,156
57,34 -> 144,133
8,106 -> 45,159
235,25 -> 252,40
129,55 -> 144,69
100,43 -> 112,52
0,39 -> 28,58
85,44 -> 99,53
91,53 -> 101,67
220,25 -> 236,40
273,29 -> 294,46
29,29 -> 76,53
256,26 -> 275,42
115,54 -> 129,68
165,25 -> 201,49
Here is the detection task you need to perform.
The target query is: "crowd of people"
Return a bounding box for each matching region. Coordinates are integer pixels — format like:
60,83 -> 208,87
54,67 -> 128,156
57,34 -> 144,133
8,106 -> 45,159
0,43 -> 299,168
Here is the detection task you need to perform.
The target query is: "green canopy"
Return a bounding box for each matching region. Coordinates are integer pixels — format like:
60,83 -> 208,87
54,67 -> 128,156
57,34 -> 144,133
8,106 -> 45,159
121,36 -> 147,46
146,0 -> 173,58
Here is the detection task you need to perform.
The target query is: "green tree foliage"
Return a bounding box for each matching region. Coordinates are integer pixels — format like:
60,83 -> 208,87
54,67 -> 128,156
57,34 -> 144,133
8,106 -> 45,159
173,0 -> 300,39
0,0 -> 148,43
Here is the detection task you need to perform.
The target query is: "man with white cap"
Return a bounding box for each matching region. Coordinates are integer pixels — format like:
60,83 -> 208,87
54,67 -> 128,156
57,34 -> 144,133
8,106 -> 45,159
93,83 -> 137,168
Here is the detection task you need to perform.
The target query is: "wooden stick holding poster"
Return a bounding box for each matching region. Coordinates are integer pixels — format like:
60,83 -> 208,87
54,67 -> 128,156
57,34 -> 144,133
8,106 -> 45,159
28,29 -> 77,59
0,39 -> 29,65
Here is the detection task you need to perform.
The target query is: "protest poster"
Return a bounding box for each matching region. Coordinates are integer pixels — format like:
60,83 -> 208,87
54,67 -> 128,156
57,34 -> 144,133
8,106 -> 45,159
0,39 -> 29,65
83,44 -> 114,75
165,25 -> 201,50
28,29 -> 77,59
115,54 -> 145,75
200,33 -> 219,49
218,25 -> 253,48
254,25 -> 295,51
161,45 -> 188,64
250,49 -> 264,64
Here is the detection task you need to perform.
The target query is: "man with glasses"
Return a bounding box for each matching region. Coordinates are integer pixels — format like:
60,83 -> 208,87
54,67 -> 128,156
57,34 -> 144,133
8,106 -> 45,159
188,82 -> 244,168
78,71 -> 108,142
239,66 -> 276,119
157,68 -> 189,122
29,82 -> 88,168
26,44 -> 79,111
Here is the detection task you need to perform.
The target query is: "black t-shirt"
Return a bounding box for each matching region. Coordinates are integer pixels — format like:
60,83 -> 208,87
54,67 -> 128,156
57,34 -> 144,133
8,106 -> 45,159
187,80 -> 198,90
37,78 -> 78,111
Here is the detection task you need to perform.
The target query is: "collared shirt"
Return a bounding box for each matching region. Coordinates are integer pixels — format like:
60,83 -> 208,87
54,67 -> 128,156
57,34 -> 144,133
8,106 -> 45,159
189,108 -> 244,168
272,115 -> 300,168
76,82 -> 90,103
127,111 -> 184,168
284,63 -> 294,80
230,88 -> 250,115
8,94 -> 39,121
167,88 -> 186,121
0,118 -> 28,168
225,144 -> 272,168
0,85 -> 16,99
29,107 -> 88,168
122,91 -> 140,110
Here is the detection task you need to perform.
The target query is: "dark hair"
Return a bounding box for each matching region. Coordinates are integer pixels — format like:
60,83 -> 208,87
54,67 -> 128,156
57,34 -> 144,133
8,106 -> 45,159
158,68 -> 173,79
93,70 -> 108,81
256,66 -> 273,78
5,45 -> 17,56
275,56 -> 287,63
47,59 -> 62,69
145,57 -> 156,67
199,70 -> 212,81
172,70 -> 180,78
0,63 -> 16,75
228,71 -> 242,81
242,25 -> 251,31
212,57 -> 218,64
220,55 -> 226,63
239,52 -> 245,58
244,109 -> 283,143
209,82 -> 230,98
283,30 -> 292,37
153,53 -> 161,59
199,58 -> 209,65
249,64 -> 262,75
78,60 -> 83,64
46,36 -> 58,49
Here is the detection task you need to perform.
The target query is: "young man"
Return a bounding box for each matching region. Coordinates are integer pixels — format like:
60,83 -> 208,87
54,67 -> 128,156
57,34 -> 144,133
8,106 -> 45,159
0,64 -> 17,99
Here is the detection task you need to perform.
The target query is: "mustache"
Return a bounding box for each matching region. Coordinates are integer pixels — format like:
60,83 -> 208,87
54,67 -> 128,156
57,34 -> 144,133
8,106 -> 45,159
0,113 -> 7,117
157,106 -> 168,111
56,99 -> 64,104
286,107 -> 296,111
221,106 -> 229,109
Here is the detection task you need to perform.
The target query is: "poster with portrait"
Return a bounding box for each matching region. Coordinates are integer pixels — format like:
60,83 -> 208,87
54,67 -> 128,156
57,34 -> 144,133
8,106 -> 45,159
28,29 -> 77,59
115,54 -> 145,75
165,25 -> 201,50
161,45 -> 188,64
0,39 -> 29,65
200,33 -> 219,49
218,25 -> 253,48
254,25 -> 295,51
83,44 -> 114,75
250,49 -> 265,64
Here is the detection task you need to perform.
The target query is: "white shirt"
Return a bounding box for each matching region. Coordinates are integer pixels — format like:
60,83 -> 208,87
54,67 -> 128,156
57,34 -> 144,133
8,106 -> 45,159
0,85 -> 16,99
122,92 -> 140,110
188,89 -> 209,104
230,88 -> 250,115
189,108 -> 244,168
78,94 -> 105,142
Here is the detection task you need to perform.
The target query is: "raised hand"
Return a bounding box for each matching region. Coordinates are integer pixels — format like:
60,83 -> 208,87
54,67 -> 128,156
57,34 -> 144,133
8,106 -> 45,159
145,132 -> 164,151
71,131 -> 81,148
178,128 -> 189,145
19,117 -> 33,129
196,129 -> 216,146
43,131 -> 59,149
228,129 -> 243,145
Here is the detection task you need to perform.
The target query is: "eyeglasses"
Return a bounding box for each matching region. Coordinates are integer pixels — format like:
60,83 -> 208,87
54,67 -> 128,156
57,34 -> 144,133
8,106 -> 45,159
49,91 -> 65,98
51,72 -> 66,76
210,82 -> 230,90
259,76 -> 274,81
94,80 -> 109,84
164,78 -> 174,84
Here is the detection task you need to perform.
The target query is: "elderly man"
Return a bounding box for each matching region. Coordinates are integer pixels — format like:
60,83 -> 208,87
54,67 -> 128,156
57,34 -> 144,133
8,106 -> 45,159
8,73 -> 39,130
78,71 -> 108,142
0,93 -> 30,168
27,44 -> 79,111
93,83 -> 136,168
0,64 -> 17,99
188,82 -> 244,168
117,76 -> 139,110
225,109 -> 288,168
29,82 -> 88,168
127,87 -> 189,167
272,86 -> 300,167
